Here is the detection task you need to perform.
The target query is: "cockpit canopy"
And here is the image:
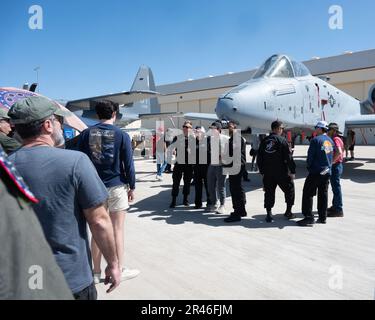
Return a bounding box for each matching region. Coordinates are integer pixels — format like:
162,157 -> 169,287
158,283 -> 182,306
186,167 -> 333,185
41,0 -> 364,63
252,54 -> 311,79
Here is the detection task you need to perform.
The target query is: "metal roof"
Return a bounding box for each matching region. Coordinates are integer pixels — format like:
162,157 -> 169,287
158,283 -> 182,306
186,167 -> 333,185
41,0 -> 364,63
156,49 -> 375,95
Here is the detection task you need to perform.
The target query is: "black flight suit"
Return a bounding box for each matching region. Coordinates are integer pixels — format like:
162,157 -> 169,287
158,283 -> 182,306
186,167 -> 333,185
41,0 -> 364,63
226,135 -> 247,218
257,133 -> 296,215
171,135 -> 194,205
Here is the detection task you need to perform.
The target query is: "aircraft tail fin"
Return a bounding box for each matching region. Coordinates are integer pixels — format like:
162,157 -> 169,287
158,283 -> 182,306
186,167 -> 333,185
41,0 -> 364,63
128,66 -> 160,114
130,65 -> 156,92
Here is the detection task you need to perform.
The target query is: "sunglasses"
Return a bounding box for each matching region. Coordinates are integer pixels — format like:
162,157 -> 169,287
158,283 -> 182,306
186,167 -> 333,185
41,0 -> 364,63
51,115 -> 64,125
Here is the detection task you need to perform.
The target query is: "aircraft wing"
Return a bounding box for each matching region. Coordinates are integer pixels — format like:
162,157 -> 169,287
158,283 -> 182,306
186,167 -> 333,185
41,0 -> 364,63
345,115 -> 375,129
184,113 -> 219,121
137,112 -> 185,120
66,90 -> 159,111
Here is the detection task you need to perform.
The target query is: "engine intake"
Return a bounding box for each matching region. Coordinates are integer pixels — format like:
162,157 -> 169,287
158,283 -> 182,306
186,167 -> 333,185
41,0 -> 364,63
361,84 -> 375,114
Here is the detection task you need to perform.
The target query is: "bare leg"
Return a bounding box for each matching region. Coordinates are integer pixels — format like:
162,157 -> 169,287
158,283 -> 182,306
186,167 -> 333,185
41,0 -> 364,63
110,211 -> 126,269
91,237 -> 102,274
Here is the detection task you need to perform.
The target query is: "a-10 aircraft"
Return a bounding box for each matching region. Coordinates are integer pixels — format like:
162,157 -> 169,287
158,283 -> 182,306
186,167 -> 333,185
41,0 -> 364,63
186,54 -> 375,137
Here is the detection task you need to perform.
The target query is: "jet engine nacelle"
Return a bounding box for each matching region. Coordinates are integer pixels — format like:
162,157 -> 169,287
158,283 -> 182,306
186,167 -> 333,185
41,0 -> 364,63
361,83 -> 375,114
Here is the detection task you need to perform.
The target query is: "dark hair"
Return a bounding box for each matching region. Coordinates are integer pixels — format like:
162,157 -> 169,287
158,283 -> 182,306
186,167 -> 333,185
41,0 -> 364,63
228,121 -> 237,128
183,120 -> 192,128
271,121 -> 284,131
15,117 -> 50,140
95,100 -> 119,120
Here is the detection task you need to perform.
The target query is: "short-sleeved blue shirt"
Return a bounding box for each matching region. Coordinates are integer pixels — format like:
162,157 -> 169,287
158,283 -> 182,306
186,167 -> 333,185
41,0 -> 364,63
9,146 -> 108,294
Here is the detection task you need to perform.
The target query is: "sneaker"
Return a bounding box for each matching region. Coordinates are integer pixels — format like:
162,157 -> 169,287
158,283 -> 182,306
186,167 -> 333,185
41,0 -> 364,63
284,212 -> 296,220
207,205 -> 218,213
316,218 -> 327,224
240,211 -> 248,217
216,205 -> 226,215
183,199 -> 189,207
93,272 -> 101,284
327,210 -> 344,217
224,215 -> 241,223
297,217 -> 315,227
121,267 -> 140,282
195,204 -> 202,209
326,206 -> 335,212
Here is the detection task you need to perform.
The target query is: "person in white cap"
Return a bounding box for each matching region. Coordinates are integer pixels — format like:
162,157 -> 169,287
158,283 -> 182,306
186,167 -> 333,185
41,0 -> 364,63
297,121 -> 335,226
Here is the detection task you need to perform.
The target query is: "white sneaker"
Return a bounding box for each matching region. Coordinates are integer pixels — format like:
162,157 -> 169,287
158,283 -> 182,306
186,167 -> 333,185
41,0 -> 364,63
93,272 -> 101,284
121,267 -> 140,282
216,205 -> 226,215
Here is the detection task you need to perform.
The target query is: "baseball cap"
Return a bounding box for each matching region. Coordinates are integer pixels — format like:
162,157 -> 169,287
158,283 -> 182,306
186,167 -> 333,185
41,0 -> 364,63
0,108 -> 10,120
328,123 -> 343,135
315,120 -> 329,130
195,126 -> 206,133
8,96 -> 68,124
210,121 -> 222,130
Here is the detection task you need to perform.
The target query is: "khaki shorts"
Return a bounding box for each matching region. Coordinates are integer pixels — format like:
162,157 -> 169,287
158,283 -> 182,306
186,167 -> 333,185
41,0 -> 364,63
106,185 -> 129,213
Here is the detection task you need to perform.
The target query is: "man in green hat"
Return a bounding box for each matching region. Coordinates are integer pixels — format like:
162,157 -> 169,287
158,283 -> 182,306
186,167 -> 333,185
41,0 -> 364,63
8,96 -> 121,299
0,108 -> 21,154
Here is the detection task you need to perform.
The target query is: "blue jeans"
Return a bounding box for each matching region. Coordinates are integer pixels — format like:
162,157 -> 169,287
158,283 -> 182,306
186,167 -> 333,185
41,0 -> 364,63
207,165 -> 227,206
330,163 -> 343,211
157,162 -> 167,176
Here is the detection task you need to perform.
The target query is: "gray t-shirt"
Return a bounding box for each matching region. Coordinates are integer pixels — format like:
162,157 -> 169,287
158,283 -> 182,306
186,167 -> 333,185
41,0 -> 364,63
9,146 -> 108,294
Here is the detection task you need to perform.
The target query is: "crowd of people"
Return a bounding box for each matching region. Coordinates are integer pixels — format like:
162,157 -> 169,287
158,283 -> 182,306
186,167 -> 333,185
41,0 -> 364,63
1,95 -> 346,299
1,97 -> 138,299
156,119 -> 345,226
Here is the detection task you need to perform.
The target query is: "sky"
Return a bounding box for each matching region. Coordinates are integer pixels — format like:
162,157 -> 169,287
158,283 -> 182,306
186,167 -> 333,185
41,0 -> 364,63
1,0 -> 374,101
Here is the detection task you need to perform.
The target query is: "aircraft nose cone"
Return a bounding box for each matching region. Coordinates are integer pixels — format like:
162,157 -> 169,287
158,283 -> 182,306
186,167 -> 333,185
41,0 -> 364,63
216,98 -> 234,119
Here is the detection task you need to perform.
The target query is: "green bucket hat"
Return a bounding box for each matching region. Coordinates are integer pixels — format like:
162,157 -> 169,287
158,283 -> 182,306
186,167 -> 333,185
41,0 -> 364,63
8,96 -> 68,124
